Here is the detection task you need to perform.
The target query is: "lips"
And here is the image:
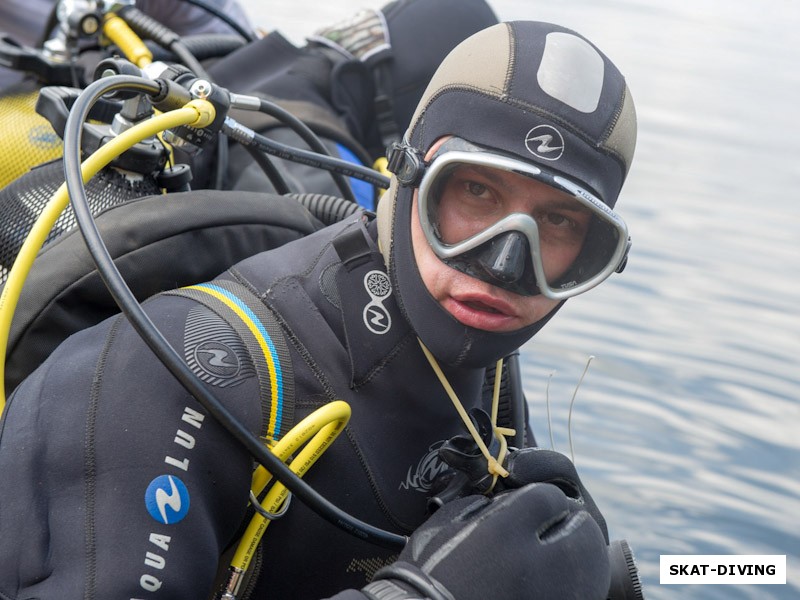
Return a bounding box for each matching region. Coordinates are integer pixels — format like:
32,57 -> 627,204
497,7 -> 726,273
464,300 -> 502,314
456,292 -> 515,314
444,292 -> 519,331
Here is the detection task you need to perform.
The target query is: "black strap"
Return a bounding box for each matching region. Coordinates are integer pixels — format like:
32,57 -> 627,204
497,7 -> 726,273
372,61 -> 401,148
367,562 -> 456,600
164,279 -> 294,443
332,225 -> 374,271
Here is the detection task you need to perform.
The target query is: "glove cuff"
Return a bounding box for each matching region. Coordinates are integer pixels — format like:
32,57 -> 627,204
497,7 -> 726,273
362,562 -> 455,600
362,579 -> 423,600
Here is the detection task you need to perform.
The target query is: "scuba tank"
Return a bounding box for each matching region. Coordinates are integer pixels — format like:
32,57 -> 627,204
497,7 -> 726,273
0,0 -> 254,281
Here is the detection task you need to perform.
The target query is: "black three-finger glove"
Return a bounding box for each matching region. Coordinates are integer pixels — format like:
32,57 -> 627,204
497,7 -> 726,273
496,447 -> 610,543
432,414 -> 610,544
360,483 -> 610,600
421,420 -> 641,600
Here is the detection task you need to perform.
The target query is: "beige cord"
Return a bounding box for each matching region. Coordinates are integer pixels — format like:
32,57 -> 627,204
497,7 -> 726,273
418,339 -> 514,489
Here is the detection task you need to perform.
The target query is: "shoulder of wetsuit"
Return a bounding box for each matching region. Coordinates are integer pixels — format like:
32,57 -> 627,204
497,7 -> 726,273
3,189 -> 323,394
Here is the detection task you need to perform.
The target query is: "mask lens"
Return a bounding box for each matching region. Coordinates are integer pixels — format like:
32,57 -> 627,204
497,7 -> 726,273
418,150 -> 628,298
426,162 -> 517,245
549,214 -> 621,292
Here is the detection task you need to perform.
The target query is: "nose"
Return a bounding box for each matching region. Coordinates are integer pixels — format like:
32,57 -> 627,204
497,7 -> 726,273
477,231 -> 529,284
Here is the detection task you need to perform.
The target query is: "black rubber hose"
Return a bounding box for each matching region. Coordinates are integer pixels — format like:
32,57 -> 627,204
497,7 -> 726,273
237,128 -> 390,190
61,74 -> 406,551
117,5 -> 209,80
168,41 -> 210,80
257,98 -> 356,204
117,6 -> 182,53
213,134 -> 229,190
244,145 -> 292,194
36,2 -> 60,48
147,33 -> 245,63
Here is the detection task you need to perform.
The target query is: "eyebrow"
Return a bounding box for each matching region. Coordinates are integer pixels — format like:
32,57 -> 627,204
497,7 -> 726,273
543,198 -> 592,213
462,165 -> 515,194
465,165 -> 591,213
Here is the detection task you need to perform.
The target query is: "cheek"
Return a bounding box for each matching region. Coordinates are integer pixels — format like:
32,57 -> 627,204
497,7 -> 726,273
519,295 -> 561,327
435,200 -> 467,244
411,198 -> 446,300
542,244 -> 583,280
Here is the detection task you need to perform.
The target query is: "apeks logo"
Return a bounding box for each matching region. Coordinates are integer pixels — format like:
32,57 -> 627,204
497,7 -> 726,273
362,270 -> 392,335
525,124 -> 565,161
399,440 -> 450,493
145,475 -> 190,524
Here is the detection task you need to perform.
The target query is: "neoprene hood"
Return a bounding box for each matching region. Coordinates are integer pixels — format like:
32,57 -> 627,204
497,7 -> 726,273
377,21 -> 638,367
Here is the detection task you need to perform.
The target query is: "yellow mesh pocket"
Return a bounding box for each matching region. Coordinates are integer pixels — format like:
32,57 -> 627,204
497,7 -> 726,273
0,88 -> 63,188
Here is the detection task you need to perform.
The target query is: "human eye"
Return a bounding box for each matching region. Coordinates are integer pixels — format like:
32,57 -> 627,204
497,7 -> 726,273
535,210 -> 588,244
448,169 -> 500,211
465,180 -> 489,198
542,211 -> 573,228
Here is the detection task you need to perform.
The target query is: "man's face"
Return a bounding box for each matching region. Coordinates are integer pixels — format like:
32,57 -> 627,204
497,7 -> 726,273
411,139 -> 591,333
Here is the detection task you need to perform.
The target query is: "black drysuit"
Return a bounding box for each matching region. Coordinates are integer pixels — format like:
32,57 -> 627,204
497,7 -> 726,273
0,212 -> 496,599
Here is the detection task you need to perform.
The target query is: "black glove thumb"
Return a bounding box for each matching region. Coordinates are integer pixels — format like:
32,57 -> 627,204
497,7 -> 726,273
498,447 -> 609,543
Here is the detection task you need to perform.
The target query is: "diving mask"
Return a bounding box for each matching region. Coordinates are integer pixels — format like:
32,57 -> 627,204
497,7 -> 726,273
388,137 -> 631,299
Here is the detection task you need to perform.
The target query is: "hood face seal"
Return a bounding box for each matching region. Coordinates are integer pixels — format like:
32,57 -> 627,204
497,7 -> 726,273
388,181 -> 561,368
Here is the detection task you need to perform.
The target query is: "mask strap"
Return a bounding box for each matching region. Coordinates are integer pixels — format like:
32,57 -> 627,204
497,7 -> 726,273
418,339 -> 513,490
386,141 -> 425,186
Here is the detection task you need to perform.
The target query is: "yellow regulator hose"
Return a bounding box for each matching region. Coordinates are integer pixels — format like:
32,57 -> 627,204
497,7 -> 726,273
220,400 -> 352,599
102,12 -> 153,68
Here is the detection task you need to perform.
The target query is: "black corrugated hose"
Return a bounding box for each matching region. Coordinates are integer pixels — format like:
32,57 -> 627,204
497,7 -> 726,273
289,192 -> 363,226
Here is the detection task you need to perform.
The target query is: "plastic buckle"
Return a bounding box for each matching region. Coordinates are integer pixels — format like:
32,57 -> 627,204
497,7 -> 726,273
385,142 -> 424,187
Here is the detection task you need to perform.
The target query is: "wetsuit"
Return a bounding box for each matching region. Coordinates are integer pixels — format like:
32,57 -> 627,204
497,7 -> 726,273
0,211 -> 492,599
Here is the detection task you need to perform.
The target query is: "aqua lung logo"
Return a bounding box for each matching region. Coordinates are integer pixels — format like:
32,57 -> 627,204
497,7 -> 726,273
400,440 -> 450,493
145,474 -> 190,524
136,406 -> 204,593
184,306 -> 254,387
362,270 -> 392,335
525,125 -> 565,161
193,340 -> 240,378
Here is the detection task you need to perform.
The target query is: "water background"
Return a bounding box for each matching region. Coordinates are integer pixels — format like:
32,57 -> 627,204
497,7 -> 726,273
238,1 -> 800,597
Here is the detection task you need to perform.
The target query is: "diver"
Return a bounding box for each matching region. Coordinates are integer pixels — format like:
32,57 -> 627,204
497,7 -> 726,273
0,17 -> 639,600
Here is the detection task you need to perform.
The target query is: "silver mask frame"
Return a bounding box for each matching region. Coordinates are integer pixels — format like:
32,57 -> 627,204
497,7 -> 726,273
416,149 -> 631,300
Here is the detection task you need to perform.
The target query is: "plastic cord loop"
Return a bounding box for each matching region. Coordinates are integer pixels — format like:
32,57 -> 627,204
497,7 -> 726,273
249,490 -> 292,520
418,340 -> 511,481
